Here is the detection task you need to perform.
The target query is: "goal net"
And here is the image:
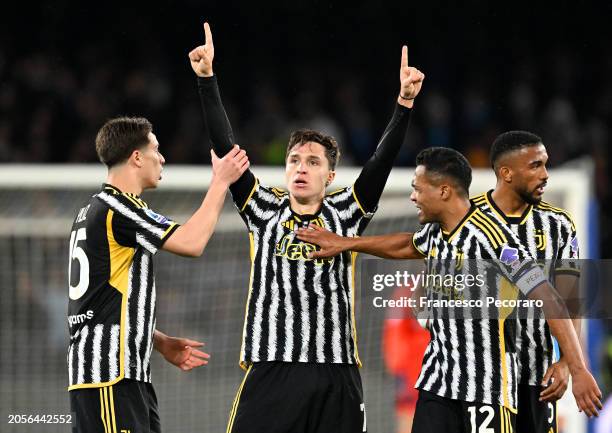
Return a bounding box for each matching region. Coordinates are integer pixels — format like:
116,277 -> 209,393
0,163 -> 593,433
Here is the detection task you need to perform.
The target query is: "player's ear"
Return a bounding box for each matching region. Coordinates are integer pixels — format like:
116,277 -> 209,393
326,171 -> 336,187
440,184 -> 451,200
130,149 -> 145,168
499,166 -> 512,183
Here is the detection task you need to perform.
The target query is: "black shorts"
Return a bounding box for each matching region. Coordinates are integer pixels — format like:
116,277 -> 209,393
516,384 -> 557,433
70,379 -> 160,433
412,390 -> 516,433
227,362 -> 367,433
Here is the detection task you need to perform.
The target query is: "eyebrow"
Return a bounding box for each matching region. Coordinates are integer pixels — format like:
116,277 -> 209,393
288,153 -> 322,159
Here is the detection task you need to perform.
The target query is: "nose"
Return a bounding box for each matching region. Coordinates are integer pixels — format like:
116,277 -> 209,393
541,165 -> 548,181
410,190 -> 417,202
297,161 -> 307,173
160,152 -> 166,165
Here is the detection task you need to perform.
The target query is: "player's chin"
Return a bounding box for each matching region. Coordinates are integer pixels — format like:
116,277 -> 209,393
289,186 -> 313,200
415,207 -> 428,224
527,192 -> 543,205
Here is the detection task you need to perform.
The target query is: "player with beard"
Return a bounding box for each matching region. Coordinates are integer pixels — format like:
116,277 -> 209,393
296,147 -> 602,432
471,130 -> 582,433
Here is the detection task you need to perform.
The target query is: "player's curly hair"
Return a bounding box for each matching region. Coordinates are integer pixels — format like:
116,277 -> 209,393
415,147 -> 472,197
286,129 -> 340,170
95,117 -> 153,168
490,131 -> 542,169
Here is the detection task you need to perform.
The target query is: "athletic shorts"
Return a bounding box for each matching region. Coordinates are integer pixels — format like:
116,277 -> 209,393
516,383 -> 557,433
412,390 -> 516,433
227,361 -> 367,433
70,379 -> 160,433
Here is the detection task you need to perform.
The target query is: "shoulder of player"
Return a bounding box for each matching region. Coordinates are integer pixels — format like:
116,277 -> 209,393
534,201 -> 576,227
325,186 -> 363,210
322,186 -> 353,207
257,183 -> 289,199
465,208 -> 510,247
325,186 -> 349,198
411,222 -> 437,253
469,192 -> 488,206
96,190 -> 150,213
469,193 -> 496,219
533,201 -> 576,231
414,222 -> 435,236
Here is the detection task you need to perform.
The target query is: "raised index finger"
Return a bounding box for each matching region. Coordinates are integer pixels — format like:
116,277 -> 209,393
204,22 -> 214,46
401,45 -> 408,68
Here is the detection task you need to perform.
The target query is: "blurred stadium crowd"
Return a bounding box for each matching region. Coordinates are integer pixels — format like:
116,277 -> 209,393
1,4 -> 611,242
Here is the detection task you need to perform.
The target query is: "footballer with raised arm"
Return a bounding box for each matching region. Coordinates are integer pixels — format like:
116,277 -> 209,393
67,117 -> 249,433
189,21 -> 424,433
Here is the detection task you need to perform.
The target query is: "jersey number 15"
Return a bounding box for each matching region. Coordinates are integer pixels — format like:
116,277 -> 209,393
69,228 -> 89,300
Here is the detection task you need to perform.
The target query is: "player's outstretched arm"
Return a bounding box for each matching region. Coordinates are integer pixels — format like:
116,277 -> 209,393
528,283 -> 602,417
163,145 -> 249,257
296,224 -> 424,259
189,21 -> 256,208
352,46 -> 425,214
153,330 -> 210,371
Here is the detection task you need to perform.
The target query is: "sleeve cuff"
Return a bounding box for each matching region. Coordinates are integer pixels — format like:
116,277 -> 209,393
391,103 -> 412,124
395,102 -> 412,114
554,267 -> 581,277
197,74 -> 217,88
159,223 -> 180,245
412,234 -> 426,256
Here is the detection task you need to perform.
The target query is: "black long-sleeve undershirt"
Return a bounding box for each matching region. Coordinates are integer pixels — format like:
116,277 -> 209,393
197,75 -> 256,204
352,103 -> 411,212
197,75 -> 412,213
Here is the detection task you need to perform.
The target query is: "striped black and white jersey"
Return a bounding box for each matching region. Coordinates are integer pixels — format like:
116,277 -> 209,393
236,180 -> 373,367
198,73 -> 412,368
472,191 -> 580,386
67,184 -> 179,390
412,204 -> 548,410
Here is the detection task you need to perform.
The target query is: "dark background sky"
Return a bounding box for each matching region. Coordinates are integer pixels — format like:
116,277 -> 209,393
1,0 -> 612,251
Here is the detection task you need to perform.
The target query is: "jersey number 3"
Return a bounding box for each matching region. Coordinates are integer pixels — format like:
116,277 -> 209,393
69,228 -> 89,300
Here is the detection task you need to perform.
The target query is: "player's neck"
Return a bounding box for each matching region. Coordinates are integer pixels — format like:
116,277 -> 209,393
289,194 -> 323,215
439,198 -> 472,234
491,185 -> 529,216
106,169 -> 144,196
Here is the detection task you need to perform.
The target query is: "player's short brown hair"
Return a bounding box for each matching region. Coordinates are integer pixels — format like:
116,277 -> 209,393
95,117 -> 153,168
286,129 -> 340,170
